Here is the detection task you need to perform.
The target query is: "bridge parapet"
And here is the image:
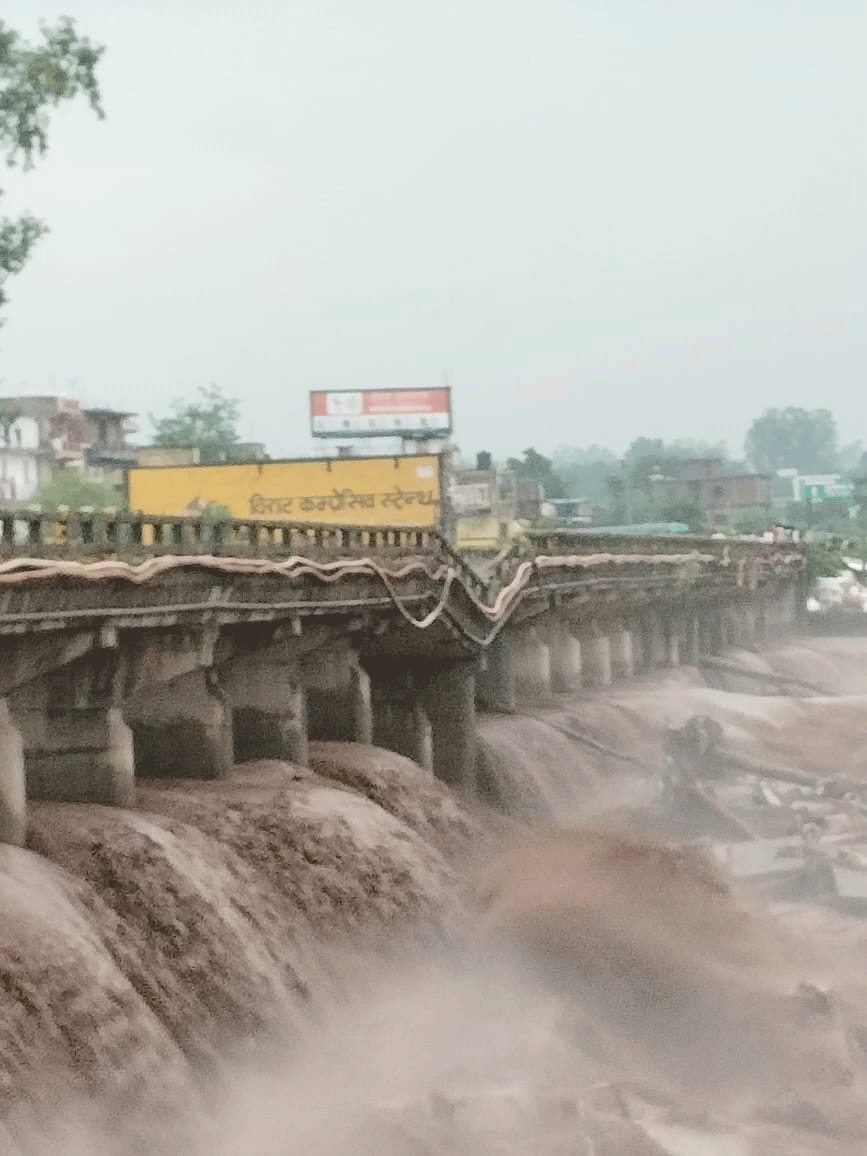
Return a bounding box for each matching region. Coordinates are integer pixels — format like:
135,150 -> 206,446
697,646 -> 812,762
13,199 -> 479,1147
511,530 -> 794,560
491,532 -> 803,596
0,507 -> 444,561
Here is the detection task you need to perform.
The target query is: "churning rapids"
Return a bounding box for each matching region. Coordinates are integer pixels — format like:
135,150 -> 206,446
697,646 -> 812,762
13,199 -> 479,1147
5,632 -> 867,1154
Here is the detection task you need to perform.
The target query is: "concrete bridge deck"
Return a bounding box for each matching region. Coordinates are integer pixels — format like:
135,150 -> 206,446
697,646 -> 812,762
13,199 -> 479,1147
0,508 -> 806,847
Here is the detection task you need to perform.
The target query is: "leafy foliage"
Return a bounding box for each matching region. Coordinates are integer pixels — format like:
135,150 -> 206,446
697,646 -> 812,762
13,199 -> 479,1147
199,502 -> 231,520
505,447 -> 566,500
149,385 -> 241,463
733,506 -> 774,536
0,399 -> 22,443
744,407 -> 837,475
659,501 -> 706,533
551,444 -> 618,503
804,540 -> 845,587
34,470 -> 120,512
0,17 -> 105,320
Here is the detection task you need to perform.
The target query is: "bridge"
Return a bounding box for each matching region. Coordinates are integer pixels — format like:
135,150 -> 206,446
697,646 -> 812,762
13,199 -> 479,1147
0,507 -> 806,846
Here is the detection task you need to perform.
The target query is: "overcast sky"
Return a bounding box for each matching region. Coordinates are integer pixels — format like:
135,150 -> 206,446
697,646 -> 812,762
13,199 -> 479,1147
1,1 -> 864,461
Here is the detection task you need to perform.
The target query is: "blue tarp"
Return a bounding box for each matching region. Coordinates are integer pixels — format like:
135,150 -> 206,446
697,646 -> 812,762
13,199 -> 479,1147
581,522 -> 691,536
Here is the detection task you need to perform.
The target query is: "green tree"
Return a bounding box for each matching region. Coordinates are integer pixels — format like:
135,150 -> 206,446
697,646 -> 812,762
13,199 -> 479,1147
551,443 -> 618,503
506,447 -> 566,499
1,17 -> 104,322
744,407 -> 837,475
34,470 -> 120,511
623,437 -> 728,494
733,507 -> 773,536
804,539 -> 845,586
659,501 -> 706,533
0,399 -> 22,442
149,385 -> 241,463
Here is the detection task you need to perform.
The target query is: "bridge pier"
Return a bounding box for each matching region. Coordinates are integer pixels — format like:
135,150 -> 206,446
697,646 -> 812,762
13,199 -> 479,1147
660,610 -> 682,667
544,618 -> 583,694
607,623 -> 634,681
733,603 -> 758,648
125,668 -> 234,780
679,611 -> 701,667
765,583 -> 800,637
371,677 -> 433,772
511,625 -> 551,700
476,634 -> 517,714
418,664 -> 476,793
575,623 -> 612,687
10,651 -> 136,805
10,665 -> 137,809
221,648 -> 308,766
700,605 -> 725,657
0,701 -> 25,846
303,645 -> 373,744
634,609 -> 669,674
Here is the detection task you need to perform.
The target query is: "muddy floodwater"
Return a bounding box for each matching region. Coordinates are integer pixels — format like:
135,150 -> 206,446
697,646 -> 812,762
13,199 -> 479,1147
5,633 -> 867,1154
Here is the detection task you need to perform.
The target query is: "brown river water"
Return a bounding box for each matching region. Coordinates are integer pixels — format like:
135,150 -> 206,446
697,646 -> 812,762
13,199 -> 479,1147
4,631 -> 867,1154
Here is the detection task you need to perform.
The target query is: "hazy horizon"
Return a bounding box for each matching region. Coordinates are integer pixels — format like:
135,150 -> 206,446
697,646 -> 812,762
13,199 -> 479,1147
1,1 -> 864,462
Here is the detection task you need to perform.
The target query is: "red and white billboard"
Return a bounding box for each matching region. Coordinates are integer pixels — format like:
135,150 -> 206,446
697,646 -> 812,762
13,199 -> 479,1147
310,388 -> 452,439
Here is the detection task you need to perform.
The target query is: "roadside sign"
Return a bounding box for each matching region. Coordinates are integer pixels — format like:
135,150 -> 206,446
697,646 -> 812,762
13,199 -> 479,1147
803,483 -> 853,503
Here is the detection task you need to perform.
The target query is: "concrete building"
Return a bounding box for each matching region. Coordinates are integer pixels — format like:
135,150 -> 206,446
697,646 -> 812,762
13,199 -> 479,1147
0,396 -> 92,502
650,458 -> 772,528
515,477 -> 544,522
83,408 -> 139,487
0,396 -> 143,503
540,497 -> 594,527
0,411 -> 45,503
450,460 -> 518,549
1,396 -> 89,468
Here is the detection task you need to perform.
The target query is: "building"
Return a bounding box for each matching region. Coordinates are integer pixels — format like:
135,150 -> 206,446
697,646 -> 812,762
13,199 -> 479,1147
449,458 -> 518,549
134,441 -> 268,470
82,408 -> 139,487
0,396 -> 142,503
0,410 -> 45,503
649,458 -> 772,527
540,497 -> 594,527
0,396 -> 93,503
1,396 -> 90,466
514,477 -> 545,522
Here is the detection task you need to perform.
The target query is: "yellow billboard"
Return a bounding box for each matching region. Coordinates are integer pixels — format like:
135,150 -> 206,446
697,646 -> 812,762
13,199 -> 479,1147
127,454 -> 442,527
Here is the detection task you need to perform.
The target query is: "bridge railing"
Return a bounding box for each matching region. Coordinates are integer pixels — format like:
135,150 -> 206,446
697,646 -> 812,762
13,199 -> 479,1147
0,508 -> 445,562
512,530 -> 795,559
488,530 -> 803,591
